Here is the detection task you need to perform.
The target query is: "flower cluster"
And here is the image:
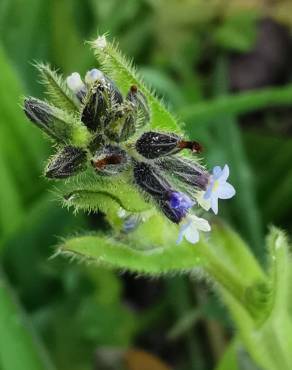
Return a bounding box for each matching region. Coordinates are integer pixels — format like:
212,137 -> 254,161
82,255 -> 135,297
23,64 -> 235,245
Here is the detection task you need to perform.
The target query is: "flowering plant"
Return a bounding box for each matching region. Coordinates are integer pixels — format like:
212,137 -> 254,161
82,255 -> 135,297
22,35 -> 292,370
24,36 -> 235,246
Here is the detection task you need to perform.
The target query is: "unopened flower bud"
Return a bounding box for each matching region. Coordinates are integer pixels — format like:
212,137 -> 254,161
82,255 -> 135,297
24,97 -> 63,142
105,104 -> 135,142
85,69 -> 104,85
133,162 -> 189,223
158,156 -> 210,191
46,146 -> 87,179
81,82 -> 108,132
66,72 -> 86,101
135,131 -> 203,159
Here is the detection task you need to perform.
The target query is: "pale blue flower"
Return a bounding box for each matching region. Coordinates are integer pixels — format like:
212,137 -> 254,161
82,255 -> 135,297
203,164 -> 235,214
66,72 -> 85,94
177,214 -> 211,244
85,69 -> 104,84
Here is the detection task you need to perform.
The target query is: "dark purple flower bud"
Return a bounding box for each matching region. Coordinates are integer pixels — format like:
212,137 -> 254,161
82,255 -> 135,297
159,201 -> 189,224
45,146 -> 87,179
158,156 -> 210,190
91,145 -> 129,176
133,162 -> 187,223
169,191 -> 194,210
135,131 -> 203,159
24,97 -> 72,143
81,82 -> 108,132
126,85 -> 150,127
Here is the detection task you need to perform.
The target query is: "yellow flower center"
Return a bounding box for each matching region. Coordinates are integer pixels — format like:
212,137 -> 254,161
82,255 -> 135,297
213,180 -> 219,192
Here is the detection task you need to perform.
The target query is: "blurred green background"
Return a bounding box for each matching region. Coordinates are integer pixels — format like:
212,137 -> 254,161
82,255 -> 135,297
1,1 -> 292,369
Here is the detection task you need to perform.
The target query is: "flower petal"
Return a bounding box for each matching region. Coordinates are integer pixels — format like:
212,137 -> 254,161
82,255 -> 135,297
184,226 -> 199,244
176,220 -> 191,244
212,166 -> 222,179
203,179 -> 214,200
211,195 -> 219,214
219,164 -> 230,183
66,72 -> 84,93
217,182 -> 236,199
190,215 -> 210,231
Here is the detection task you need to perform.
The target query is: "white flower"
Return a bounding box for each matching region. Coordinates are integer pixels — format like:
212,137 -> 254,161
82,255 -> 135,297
93,35 -> 107,49
177,214 -> 211,244
66,72 -> 85,94
85,69 -> 104,85
203,164 -> 236,215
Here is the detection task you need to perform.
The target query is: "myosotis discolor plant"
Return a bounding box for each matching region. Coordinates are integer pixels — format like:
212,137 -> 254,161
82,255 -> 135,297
22,35 -> 292,370
24,36 -> 235,245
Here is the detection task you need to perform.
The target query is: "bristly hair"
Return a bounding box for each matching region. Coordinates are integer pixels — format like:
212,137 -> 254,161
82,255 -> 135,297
34,62 -> 78,114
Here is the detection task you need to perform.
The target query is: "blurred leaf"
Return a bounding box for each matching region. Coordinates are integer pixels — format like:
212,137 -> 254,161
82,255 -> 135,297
215,339 -> 239,370
0,272 -> 54,370
50,0 -> 93,73
140,67 -> 185,109
0,0 -> 51,93
180,85 -> 292,126
214,11 -> 258,52
0,45 -> 49,241
167,308 -> 201,340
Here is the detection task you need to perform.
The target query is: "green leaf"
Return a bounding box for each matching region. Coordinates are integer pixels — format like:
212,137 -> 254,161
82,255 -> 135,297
214,11 -> 258,52
58,212 -> 206,275
0,272 -> 54,370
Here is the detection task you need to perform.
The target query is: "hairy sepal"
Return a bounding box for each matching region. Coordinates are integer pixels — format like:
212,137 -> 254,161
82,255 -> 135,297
35,63 -> 78,114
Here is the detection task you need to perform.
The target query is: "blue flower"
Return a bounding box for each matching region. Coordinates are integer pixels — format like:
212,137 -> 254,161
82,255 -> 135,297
177,214 -> 211,244
203,164 -> 235,214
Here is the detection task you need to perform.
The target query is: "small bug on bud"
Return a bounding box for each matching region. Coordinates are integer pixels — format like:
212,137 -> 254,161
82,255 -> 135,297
46,146 -> 87,179
135,131 -> 203,159
91,145 -> 129,176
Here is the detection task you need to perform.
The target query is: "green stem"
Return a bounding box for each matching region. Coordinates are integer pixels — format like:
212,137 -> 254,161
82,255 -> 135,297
197,244 -> 248,309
